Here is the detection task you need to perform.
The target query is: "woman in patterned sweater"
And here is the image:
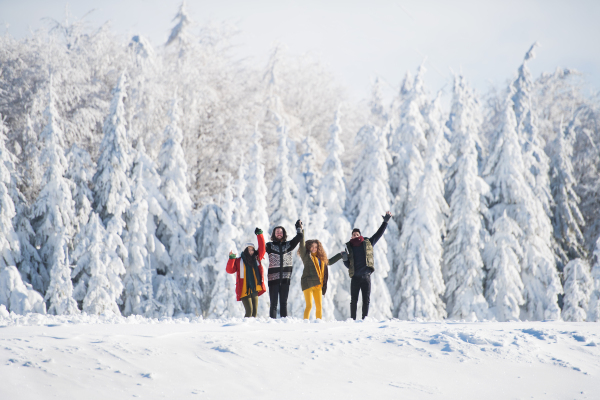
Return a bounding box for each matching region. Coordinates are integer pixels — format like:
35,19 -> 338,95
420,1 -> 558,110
265,220 -> 303,318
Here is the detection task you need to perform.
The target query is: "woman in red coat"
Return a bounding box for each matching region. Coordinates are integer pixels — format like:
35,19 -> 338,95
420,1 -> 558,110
226,228 -> 267,318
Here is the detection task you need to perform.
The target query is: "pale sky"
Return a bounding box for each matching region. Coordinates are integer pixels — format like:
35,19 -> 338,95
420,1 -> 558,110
1,0 -> 599,101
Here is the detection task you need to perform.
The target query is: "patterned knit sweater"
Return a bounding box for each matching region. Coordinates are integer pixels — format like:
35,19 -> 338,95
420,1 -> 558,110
265,228 -> 302,286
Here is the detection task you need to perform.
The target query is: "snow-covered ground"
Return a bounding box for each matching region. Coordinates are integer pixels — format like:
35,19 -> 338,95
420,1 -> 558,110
1,314 -> 599,400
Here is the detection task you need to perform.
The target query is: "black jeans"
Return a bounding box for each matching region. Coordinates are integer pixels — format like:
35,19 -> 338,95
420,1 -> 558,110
350,275 -> 371,320
269,283 -> 290,318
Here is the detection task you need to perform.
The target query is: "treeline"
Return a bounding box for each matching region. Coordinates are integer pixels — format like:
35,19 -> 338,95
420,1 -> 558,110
0,5 -> 599,321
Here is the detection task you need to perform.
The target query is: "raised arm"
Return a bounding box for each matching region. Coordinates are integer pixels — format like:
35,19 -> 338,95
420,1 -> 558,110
226,251 -> 238,274
255,228 -> 266,260
370,212 -> 392,247
287,220 -> 304,251
298,229 -> 306,257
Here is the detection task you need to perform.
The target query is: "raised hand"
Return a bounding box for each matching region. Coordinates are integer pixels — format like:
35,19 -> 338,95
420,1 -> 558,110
255,227 -> 263,235
382,211 -> 392,223
229,250 -> 236,259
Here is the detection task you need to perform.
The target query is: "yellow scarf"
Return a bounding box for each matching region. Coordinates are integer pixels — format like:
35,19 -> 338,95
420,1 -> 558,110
311,254 -> 325,285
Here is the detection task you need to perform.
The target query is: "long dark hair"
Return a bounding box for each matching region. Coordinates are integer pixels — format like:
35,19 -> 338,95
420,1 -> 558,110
270,226 -> 288,242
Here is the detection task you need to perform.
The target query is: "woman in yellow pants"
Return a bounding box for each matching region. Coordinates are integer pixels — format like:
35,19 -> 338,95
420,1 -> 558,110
297,223 -> 343,319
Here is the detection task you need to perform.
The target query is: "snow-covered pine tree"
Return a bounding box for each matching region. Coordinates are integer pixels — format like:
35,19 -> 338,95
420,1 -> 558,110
318,109 -> 352,320
511,43 -> 553,218
442,75 -> 489,321
232,161 -> 249,247
388,65 -> 429,228
269,123 -> 299,233
157,98 -> 202,316
208,180 -> 243,319
561,258 -> 592,322
66,144 -> 94,238
347,123 -> 393,320
121,146 -> 159,317
298,134 -> 322,213
0,117 -> 45,314
393,127 -> 448,320
31,81 -> 78,315
71,212 -> 125,315
484,211 -> 525,321
196,202 -> 223,315
587,237 -> 600,322
550,120 -> 586,271
20,116 -> 41,202
482,91 -> 561,321
244,123 -> 270,237
91,72 -> 132,313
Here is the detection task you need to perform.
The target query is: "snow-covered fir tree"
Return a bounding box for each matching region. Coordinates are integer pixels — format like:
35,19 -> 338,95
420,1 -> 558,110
66,144 -> 94,237
347,123 -> 393,320
511,43 -> 553,218
71,212 -> 125,315
0,117 -> 45,314
157,98 -> 202,316
268,123 -> 299,232
318,109 -> 352,319
393,129 -> 448,320
208,180 -> 243,319
196,202 -> 224,314
298,134 -> 322,213
561,258 -> 592,322
243,124 -> 270,238
482,91 -> 561,321
550,121 -> 586,270
587,237 -> 600,322
484,211 -> 525,321
231,161 -> 249,247
442,75 -> 489,321
31,81 -> 78,315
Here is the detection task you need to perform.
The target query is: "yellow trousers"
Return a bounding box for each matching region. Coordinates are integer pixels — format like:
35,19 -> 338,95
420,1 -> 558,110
303,286 -> 322,319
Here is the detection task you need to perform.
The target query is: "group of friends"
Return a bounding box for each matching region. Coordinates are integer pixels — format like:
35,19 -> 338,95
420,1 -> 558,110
226,211 -> 392,320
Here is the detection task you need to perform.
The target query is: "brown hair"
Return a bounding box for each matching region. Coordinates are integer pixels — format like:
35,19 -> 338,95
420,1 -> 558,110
299,240 -> 329,267
271,226 -> 287,242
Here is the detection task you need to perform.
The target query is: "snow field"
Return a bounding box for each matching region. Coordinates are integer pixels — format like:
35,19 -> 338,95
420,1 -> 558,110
1,314 -> 599,399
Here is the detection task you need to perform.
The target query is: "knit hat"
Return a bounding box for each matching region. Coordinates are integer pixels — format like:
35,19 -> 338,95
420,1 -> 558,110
243,242 -> 256,250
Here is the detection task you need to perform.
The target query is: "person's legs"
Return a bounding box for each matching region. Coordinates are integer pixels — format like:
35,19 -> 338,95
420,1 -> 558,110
361,276 -> 371,319
303,288 -> 313,319
350,277 -> 361,320
251,294 -> 259,318
279,283 -> 290,317
269,284 -> 279,319
241,296 -> 252,318
313,287 -> 323,319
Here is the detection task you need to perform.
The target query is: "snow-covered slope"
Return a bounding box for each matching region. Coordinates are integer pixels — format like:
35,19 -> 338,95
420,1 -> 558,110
1,314 -> 599,399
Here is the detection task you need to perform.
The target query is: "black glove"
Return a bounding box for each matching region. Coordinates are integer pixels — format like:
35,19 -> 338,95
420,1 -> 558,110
295,219 -> 302,229
255,227 -> 263,235
383,213 -> 391,223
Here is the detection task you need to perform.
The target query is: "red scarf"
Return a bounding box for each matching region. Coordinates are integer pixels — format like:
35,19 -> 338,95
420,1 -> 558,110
350,236 -> 364,247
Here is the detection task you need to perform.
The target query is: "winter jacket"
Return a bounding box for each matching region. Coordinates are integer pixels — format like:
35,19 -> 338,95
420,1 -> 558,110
343,221 -> 388,278
298,229 -> 343,295
226,233 -> 267,301
266,227 -> 302,286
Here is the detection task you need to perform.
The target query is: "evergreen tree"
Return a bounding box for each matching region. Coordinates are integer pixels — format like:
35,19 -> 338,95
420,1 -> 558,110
561,258 -> 592,322
442,75 -> 489,321
550,121 -> 586,270
66,144 -> 94,237
482,92 -> 561,321
269,123 -> 299,232
347,123 -> 393,320
484,211 -> 525,321
0,117 -> 45,314
208,181 -> 243,319
196,202 -> 224,315
393,129 -> 448,320
244,124 -> 270,237
32,81 -> 78,315
587,237 -> 600,322
157,98 -> 202,316
318,109 -> 352,319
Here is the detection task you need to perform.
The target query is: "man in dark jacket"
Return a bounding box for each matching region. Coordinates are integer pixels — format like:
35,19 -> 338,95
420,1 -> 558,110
265,220 -> 303,318
342,211 -> 392,320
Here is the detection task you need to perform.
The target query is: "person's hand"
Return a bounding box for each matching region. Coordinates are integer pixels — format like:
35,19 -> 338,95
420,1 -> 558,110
382,211 -> 392,223
255,227 -> 263,235
229,251 -> 236,259
341,250 -> 348,261
295,219 -> 303,229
